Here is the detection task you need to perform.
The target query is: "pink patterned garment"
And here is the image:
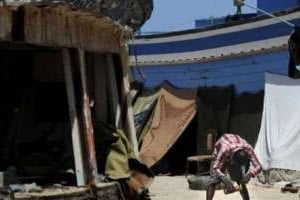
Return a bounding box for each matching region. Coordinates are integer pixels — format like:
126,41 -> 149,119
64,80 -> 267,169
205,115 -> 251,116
212,133 -> 262,177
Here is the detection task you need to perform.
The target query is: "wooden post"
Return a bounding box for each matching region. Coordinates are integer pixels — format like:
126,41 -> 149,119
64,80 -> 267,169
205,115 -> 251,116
94,55 -> 108,123
106,54 -> 122,128
62,48 -> 86,186
120,45 -> 139,157
0,7 -> 12,41
78,48 -> 99,184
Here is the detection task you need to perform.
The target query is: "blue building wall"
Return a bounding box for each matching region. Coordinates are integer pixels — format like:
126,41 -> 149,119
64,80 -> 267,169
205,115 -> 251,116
132,50 -> 289,94
258,0 -> 299,12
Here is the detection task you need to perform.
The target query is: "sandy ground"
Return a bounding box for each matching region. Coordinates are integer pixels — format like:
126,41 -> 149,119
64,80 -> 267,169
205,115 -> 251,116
149,176 -> 299,200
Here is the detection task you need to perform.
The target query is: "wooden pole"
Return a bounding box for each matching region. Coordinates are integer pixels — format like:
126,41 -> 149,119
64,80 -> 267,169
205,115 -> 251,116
106,54 -> 122,129
120,45 -> 139,157
78,48 -> 99,184
62,48 -> 86,186
94,55 -> 108,123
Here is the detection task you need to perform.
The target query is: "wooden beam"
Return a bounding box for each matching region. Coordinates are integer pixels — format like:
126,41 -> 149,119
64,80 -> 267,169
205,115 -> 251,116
120,45 -> 139,157
94,55 -> 108,123
0,7 -> 13,41
62,48 -> 86,186
78,48 -> 98,184
23,5 -> 131,53
0,41 -> 59,51
106,54 -> 122,128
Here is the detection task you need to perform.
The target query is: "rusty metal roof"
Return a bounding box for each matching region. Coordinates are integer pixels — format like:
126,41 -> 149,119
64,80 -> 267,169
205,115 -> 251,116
0,5 -> 132,52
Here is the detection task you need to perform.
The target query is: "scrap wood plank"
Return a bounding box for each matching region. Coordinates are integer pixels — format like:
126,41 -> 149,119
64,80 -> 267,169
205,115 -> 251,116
0,7 -> 13,41
120,46 -> 139,157
14,182 -> 122,200
78,49 -> 98,184
14,186 -> 90,200
62,48 -> 86,186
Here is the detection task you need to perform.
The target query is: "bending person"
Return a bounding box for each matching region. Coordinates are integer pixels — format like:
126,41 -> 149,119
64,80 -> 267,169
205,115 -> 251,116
206,133 -> 262,200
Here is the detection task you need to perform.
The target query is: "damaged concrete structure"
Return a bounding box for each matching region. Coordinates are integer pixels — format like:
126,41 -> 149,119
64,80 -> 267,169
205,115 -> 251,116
0,3 -> 148,199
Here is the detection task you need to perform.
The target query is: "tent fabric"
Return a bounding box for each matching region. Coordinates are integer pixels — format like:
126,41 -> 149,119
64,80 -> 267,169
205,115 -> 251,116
228,91 -> 264,146
196,86 -> 233,154
95,121 -> 154,198
137,110 -> 154,146
139,83 -> 197,167
130,81 -> 144,105
94,121 -> 136,180
105,127 -> 135,180
255,73 -> 300,170
132,88 -> 159,142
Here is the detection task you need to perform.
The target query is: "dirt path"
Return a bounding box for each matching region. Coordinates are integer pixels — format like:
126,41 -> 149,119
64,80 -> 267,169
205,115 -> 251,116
149,176 -> 299,200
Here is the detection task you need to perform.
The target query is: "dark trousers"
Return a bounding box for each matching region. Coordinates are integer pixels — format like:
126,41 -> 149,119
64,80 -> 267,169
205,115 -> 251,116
226,157 -> 250,183
206,158 -> 250,200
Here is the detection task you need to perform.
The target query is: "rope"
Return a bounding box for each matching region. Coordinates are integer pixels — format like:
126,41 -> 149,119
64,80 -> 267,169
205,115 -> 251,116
130,35 -> 146,81
236,0 -> 295,28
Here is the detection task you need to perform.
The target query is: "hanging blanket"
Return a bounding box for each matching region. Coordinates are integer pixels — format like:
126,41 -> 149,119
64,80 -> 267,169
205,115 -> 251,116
255,73 -> 300,170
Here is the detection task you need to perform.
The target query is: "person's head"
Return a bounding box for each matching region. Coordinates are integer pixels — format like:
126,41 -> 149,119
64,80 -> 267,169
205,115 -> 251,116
232,150 -> 249,166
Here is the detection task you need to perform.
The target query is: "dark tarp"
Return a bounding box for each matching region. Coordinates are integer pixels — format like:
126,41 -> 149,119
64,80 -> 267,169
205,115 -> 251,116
130,81 -> 144,105
136,84 -> 264,172
139,83 -> 197,167
94,121 -> 138,179
196,86 -> 233,154
151,117 -> 198,175
105,128 -> 135,179
288,27 -> 300,78
94,122 -> 154,199
228,91 -> 264,146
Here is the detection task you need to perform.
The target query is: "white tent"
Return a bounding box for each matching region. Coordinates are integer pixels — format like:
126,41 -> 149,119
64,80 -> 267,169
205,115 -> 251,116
255,73 -> 300,171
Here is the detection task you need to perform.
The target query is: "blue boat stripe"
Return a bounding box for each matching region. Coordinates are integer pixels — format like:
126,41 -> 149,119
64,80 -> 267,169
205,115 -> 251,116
129,18 -> 300,55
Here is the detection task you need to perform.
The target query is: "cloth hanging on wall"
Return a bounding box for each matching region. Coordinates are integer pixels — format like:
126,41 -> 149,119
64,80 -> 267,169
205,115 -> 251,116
255,73 -> 300,170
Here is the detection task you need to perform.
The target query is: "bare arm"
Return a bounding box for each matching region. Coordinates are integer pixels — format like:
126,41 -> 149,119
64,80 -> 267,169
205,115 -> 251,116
245,145 -> 262,177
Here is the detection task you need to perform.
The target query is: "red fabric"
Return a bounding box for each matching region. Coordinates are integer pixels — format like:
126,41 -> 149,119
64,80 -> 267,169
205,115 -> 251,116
212,134 -> 262,177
